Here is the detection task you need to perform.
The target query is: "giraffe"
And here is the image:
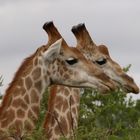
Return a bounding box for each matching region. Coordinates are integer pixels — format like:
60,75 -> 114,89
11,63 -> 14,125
43,23 -> 139,140
0,23 -> 116,140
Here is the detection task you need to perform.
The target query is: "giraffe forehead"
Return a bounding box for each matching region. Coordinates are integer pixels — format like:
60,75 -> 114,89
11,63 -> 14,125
80,44 -> 126,75
81,48 -> 105,61
62,47 -> 86,60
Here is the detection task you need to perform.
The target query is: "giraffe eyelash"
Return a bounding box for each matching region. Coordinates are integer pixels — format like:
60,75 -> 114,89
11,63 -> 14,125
66,58 -> 78,65
95,58 -> 107,65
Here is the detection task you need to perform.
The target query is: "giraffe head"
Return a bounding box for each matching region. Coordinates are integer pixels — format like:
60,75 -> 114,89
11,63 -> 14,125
71,23 -> 139,94
42,22 -> 116,93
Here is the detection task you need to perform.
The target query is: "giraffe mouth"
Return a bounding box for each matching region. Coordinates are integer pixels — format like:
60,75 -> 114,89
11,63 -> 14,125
103,84 -> 114,91
112,80 -> 130,93
99,81 -> 116,92
123,85 -> 139,94
112,80 -> 139,94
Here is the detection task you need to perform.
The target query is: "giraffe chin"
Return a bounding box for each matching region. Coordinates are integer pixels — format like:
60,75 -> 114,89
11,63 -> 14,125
72,81 -> 116,93
95,84 -> 114,94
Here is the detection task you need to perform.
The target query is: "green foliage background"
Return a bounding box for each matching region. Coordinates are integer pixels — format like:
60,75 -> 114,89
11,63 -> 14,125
76,89 -> 140,140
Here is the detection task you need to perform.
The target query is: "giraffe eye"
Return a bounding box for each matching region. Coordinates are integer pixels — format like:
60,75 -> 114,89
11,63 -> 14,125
66,57 -> 78,65
95,58 -> 106,65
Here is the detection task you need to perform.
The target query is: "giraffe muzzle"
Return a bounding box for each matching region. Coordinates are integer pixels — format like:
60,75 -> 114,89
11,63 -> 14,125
123,84 -> 139,94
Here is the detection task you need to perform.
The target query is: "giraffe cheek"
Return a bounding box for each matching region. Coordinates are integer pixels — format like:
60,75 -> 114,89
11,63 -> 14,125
63,73 -> 70,79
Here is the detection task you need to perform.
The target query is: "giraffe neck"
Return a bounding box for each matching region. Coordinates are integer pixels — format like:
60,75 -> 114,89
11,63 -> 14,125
44,85 -> 80,139
0,55 -> 50,138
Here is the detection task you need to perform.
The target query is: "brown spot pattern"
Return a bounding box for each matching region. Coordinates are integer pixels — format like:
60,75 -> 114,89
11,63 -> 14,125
13,87 -> 26,97
25,77 -> 32,90
28,110 -> 37,124
30,89 -> 39,103
63,88 -> 69,96
60,117 -> 68,135
31,105 -> 40,117
35,81 -> 42,92
64,73 -> 70,79
62,100 -> 69,112
34,58 -> 38,66
1,109 -> 15,128
70,96 -> 75,105
24,94 -> 30,104
54,125 -> 60,135
12,98 -> 27,111
12,98 -> 22,108
32,67 -> 41,80
47,70 -> 50,75
17,108 -> 25,118
55,96 -> 63,110
72,107 -> 76,115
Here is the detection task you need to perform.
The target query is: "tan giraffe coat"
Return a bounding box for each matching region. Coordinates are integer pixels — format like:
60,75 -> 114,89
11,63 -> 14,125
44,23 -> 139,140
0,23 -> 116,140
44,85 -> 80,139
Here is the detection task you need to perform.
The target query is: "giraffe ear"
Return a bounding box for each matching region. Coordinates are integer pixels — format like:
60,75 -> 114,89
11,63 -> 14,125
98,45 -> 110,57
43,38 -> 62,62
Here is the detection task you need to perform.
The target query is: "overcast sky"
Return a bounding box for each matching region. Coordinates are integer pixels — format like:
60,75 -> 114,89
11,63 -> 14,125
0,0 -> 140,99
